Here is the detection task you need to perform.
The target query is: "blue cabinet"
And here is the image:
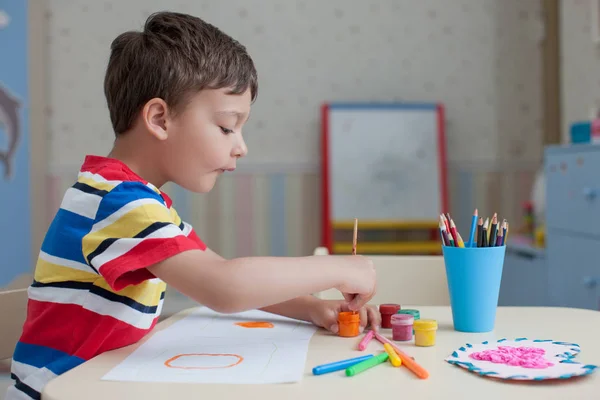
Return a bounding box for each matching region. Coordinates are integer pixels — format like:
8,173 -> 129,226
499,242 -> 547,306
545,144 -> 600,310
498,242 -> 549,307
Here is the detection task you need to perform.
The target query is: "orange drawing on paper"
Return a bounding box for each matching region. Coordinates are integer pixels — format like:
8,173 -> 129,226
235,321 -> 274,328
164,353 -> 244,370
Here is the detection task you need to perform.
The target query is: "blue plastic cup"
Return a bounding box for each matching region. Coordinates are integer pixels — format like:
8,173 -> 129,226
442,242 -> 506,333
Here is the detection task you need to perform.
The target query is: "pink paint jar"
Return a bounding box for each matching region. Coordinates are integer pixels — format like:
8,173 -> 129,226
391,314 -> 414,341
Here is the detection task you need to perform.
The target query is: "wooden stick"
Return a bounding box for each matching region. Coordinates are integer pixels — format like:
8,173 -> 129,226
352,218 -> 358,255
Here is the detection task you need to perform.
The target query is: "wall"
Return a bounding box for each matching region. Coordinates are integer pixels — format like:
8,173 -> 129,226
43,0 -> 544,258
0,1 -> 31,289
560,0 -> 600,142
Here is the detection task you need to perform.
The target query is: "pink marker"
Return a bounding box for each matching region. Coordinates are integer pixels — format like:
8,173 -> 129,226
357,330 -> 374,351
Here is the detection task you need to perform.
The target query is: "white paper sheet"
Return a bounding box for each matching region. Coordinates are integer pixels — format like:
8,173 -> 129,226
158,307 -> 318,341
102,308 -> 318,384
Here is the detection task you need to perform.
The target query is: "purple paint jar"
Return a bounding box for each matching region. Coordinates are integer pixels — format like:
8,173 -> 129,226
391,313 -> 414,341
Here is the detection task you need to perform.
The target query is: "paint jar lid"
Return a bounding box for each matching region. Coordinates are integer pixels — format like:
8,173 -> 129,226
413,319 -> 437,330
338,311 -> 360,323
379,304 -> 401,314
397,309 -> 420,319
391,314 -> 414,325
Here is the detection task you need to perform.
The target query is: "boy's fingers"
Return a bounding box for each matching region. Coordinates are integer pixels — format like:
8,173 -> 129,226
358,307 -> 368,332
348,291 -> 374,311
342,293 -> 355,304
347,295 -> 364,311
366,306 -> 381,331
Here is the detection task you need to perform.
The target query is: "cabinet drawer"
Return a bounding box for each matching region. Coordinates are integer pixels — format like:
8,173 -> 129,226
545,146 -> 600,235
499,245 -> 547,306
546,230 -> 600,310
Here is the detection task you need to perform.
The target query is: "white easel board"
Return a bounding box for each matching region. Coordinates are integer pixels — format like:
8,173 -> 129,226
321,102 -> 448,246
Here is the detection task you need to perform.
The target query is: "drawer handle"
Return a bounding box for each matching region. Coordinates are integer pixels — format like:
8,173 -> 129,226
582,187 -> 597,200
583,277 -> 599,288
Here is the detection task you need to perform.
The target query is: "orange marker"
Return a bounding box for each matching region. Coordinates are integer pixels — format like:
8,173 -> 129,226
374,331 -> 429,379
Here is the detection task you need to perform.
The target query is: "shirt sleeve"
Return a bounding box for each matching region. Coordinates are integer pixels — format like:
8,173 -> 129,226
82,182 -> 205,291
168,204 -> 207,250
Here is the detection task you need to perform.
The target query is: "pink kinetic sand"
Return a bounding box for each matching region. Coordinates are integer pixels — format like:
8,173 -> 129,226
469,346 -> 554,369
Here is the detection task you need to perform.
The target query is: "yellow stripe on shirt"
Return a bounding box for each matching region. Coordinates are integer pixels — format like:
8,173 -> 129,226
93,279 -> 166,307
34,259 -> 98,284
77,175 -> 119,193
170,206 -> 183,227
82,202 -> 176,258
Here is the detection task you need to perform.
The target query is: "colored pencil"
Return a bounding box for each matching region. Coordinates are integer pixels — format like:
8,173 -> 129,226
468,209 -> 478,247
442,214 -> 451,235
495,227 -> 504,246
440,214 -> 452,245
439,216 -> 451,246
488,213 -> 498,247
352,218 -> 358,255
455,231 -> 465,248
449,219 -> 459,248
476,217 -> 483,247
482,218 -> 489,247
504,222 -> 509,244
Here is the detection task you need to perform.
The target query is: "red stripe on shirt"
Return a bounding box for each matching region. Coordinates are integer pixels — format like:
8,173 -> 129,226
19,299 -> 158,360
80,155 -> 149,185
187,229 -> 207,250
100,235 -> 202,291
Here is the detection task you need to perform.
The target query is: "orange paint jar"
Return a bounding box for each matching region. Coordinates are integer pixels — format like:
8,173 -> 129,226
338,311 -> 360,337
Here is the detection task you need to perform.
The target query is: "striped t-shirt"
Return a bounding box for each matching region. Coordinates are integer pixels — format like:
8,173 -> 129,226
7,155 -> 206,400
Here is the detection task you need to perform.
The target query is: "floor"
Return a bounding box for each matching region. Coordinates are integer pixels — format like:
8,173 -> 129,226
0,289 -> 198,400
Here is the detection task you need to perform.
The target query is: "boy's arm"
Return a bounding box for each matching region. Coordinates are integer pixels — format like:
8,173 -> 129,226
147,250 -> 373,314
200,247 -> 326,321
259,295 -> 320,322
82,182 -> 374,315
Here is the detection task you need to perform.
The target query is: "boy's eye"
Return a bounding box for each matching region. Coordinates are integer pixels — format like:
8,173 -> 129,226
220,126 -> 234,134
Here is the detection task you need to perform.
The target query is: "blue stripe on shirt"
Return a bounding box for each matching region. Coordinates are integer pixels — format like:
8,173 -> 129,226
40,209 -> 94,265
93,181 -> 166,223
13,342 -> 85,376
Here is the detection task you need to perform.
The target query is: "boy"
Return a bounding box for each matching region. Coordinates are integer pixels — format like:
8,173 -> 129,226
7,11 -> 379,400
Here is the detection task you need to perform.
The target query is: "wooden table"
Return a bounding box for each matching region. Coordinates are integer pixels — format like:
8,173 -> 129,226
43,306 -> 600,400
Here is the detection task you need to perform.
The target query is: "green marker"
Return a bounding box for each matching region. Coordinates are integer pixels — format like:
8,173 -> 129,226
345,352 -> 389,376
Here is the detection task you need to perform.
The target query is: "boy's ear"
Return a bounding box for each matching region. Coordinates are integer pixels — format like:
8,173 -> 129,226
142,98 -> 169,140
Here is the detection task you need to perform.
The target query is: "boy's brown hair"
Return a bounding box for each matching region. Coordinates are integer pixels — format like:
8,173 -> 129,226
104,11 -> 258,135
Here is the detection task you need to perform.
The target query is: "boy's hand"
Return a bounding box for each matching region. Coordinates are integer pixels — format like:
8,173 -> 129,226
308,299 -> 381,334
336,255 -> 377,311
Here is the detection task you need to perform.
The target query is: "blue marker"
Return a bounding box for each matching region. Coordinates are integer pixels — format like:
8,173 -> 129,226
312,354 -> 374,375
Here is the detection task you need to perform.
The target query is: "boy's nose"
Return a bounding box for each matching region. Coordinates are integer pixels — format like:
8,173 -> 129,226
234,136 -> 248,158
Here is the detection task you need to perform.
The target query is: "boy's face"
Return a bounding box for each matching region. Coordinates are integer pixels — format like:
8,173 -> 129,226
164,87 -> 251,193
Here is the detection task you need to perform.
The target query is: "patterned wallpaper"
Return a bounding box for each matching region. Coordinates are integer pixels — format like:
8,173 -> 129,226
561,0 -> 600,142
43,0 -> 544,258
